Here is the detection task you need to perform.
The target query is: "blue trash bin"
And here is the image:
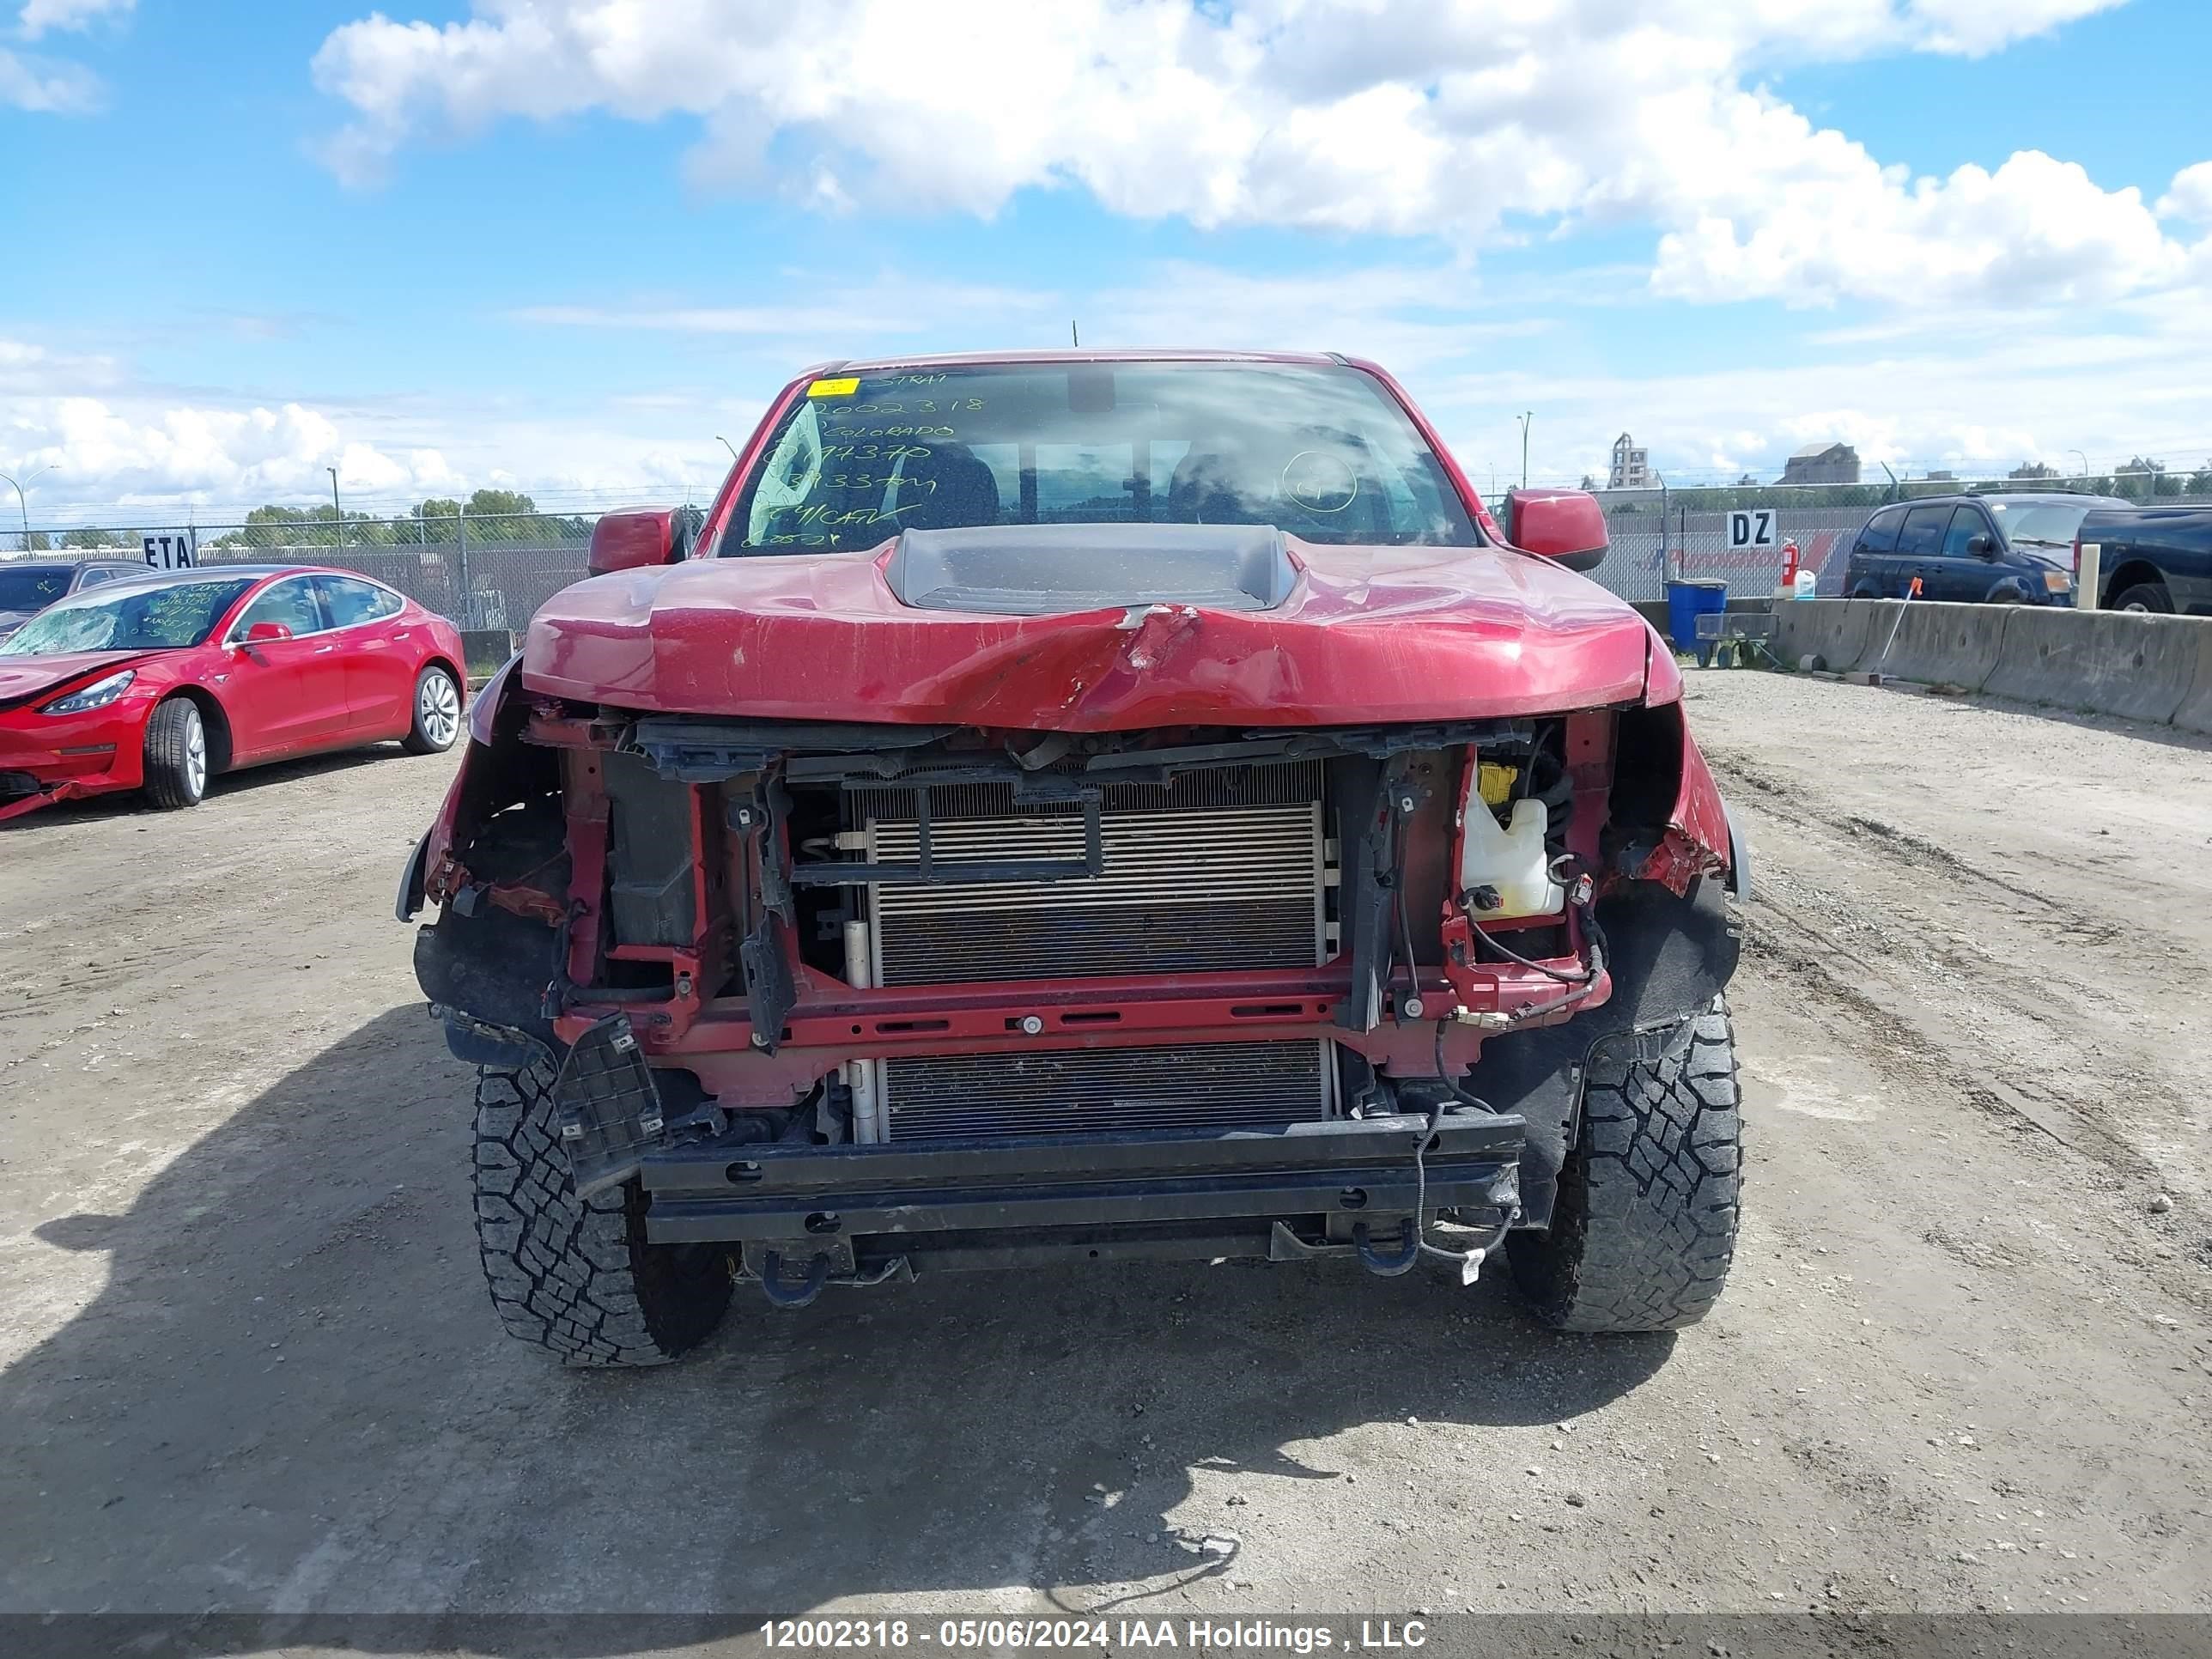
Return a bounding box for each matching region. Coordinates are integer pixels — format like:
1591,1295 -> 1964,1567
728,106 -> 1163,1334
1666,580 -> 1728,656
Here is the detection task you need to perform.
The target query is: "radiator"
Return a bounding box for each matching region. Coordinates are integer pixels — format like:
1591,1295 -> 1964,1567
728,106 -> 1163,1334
858,763 -> 1326,988
880,1040 -> 1331,1142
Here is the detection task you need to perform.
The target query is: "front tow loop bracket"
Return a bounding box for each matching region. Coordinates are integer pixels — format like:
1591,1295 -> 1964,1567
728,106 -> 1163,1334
1352,1218 -> 1421,1278
757,1249 -> 832,1309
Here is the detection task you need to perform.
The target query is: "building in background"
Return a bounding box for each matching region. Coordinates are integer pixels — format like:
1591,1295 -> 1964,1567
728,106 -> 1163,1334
2008,461 -> 2060,481
1780,441 -> 1860,485
1608,433 -> 1654,489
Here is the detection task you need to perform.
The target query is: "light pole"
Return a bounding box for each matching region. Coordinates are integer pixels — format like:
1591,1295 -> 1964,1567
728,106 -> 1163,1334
327,465 -> 343,551
1517,412 -> 1533,489
716,435 -> 739,465
1,464 -> 56,553
2069,449 -> 2089,481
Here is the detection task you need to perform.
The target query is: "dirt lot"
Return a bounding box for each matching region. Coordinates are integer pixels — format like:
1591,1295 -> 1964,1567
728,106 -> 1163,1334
2,676 -> 2208,1623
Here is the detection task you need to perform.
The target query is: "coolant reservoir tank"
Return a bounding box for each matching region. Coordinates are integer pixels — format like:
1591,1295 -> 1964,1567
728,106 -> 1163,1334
1458,797 -> 1565,920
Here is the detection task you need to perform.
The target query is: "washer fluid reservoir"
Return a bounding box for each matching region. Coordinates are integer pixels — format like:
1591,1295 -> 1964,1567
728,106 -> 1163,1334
1458,797 -> 1564,920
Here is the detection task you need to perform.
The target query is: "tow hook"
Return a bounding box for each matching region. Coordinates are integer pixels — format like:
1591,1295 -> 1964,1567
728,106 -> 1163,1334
1352,1219 -> 1421,1277
757,1249 -> 832,1308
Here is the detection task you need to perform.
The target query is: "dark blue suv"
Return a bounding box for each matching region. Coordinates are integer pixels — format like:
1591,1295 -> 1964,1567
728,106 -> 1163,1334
1841,492 -> 2125,605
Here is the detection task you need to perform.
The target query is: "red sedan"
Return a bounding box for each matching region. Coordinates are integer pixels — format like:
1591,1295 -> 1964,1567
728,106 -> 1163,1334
0,564 -> 468,820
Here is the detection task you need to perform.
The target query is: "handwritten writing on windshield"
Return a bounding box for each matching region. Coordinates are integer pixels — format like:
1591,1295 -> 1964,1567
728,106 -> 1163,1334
822,444 -> 933,463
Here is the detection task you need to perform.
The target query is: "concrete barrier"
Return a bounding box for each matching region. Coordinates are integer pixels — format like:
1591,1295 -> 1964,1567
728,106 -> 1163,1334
1863,601 -> 2014,691
1766,597 -> 2212,738
1984,608 -> 2204,723
2175,621 -> 2212,737
1770,599 -> 1875,672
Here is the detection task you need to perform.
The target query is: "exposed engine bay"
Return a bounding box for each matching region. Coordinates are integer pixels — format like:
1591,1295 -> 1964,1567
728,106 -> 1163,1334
410,679 -> 1738,1297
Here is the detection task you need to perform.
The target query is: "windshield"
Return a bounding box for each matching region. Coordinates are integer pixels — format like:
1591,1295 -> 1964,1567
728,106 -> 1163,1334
725,362 -> 1482,553
1988,501 -> 2094,548
0,578 -> 253,656
0,568 -> 72,611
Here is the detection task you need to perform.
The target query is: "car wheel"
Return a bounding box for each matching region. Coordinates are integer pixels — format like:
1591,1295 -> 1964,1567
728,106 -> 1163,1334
404,664 -> 464,755
474,1060 -> 734,1365
2110,583 -> 2173,614
141,698 -> 209,811
1507,995 -> 1741,1332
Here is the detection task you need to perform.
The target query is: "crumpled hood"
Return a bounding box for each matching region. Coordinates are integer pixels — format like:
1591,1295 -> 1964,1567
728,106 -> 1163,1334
0,649 -> 154,708
522,535 -> 1657,730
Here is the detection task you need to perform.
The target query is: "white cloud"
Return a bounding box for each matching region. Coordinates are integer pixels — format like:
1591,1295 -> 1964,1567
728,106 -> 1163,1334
2160,161 -> 2212,223
0,42 -> 100,110
309,0 -> 2174,309
6,0 -> 131,111
17,0 -> 132,39
1419,293 -> 2212,487
0,334 -> 749,523
3,393 -> 467,508
1653,146 -> 2184,307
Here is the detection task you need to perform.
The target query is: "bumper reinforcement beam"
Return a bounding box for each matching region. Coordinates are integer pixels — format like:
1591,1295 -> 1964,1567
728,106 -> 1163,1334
639,1113 -> 1523,1246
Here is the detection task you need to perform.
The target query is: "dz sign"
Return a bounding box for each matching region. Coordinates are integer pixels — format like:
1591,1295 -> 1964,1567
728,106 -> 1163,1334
141,530 -> 198,570
1726,508 -> 1779,550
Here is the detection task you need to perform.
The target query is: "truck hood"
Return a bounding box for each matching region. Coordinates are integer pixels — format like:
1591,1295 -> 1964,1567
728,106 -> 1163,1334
522,531 -> 1658,730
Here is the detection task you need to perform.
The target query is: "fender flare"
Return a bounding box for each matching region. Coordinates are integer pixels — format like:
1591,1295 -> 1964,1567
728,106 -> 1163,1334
1724,803 -> 1752,902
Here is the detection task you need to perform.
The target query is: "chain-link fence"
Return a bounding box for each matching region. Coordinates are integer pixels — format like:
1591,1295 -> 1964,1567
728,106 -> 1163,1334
4,511 -> 596,631
11,485 -> 2212,624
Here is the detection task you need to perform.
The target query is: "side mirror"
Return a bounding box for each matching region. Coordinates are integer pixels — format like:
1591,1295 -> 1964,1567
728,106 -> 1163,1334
242,621 -> 293,644
1968,533 -> 1997,557
589,507 -> 689,575
1503,489 -> 1608,573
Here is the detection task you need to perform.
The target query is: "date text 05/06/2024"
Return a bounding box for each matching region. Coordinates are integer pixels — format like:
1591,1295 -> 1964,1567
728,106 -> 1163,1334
759,1617 -> 1431,1652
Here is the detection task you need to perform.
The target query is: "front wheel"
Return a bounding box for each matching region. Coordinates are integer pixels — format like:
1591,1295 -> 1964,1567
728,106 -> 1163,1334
473,1060 -> 733,1365
404,664 -> 463,755
1508,996 -> 1742,1332
141,696 -> 209,810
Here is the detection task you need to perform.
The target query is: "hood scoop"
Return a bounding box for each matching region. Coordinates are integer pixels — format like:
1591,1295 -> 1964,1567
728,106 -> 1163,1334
887,524 -> 1297,617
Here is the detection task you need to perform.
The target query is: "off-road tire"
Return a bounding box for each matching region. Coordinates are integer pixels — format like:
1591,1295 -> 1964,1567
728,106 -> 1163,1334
473,1059 -> 733,1365
141,696 -> 208,810
2110,582 -> 2172,614
404,664 -> 463,755
1507,995 -> 1741,1332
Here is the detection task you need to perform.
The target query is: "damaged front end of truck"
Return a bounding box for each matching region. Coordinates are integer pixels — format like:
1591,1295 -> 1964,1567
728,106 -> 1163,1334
397,353 -> 1746,1364
401,553 -> 1741,1348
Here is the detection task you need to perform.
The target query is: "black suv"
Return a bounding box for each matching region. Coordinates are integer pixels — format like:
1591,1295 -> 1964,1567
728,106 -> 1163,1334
1842,492 -> 2124,605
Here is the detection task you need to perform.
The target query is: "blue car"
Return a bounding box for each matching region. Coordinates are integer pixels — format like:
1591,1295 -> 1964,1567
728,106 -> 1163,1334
1841,491 -> 2126,605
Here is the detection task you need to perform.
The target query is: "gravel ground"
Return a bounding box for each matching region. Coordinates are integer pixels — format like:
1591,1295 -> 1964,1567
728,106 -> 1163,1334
1,677 -> 2207,1624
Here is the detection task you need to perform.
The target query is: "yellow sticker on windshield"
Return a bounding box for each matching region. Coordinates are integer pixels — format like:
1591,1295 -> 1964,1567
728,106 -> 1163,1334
806,377 -> 860,398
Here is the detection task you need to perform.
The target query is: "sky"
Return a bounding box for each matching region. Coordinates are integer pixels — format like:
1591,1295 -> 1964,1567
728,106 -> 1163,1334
3,0 -> 2212,527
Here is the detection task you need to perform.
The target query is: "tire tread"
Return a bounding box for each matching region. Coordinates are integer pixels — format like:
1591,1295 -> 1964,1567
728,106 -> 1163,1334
472,1060 -> 731,1366
141,697 -> 204,810
1510,996 -> 1742,1333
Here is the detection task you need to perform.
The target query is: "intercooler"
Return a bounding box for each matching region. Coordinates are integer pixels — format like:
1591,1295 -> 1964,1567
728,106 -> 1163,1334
853,762 -> 1333,1139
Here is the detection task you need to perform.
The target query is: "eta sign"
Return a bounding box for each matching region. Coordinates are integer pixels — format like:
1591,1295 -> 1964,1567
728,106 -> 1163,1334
142,530 -> 198,570
1726,508 -> 1779,550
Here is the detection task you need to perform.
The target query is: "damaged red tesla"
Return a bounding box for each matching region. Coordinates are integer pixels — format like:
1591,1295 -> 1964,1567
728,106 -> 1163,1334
398,350 -> 1748,1365
1,565 -> 466,820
